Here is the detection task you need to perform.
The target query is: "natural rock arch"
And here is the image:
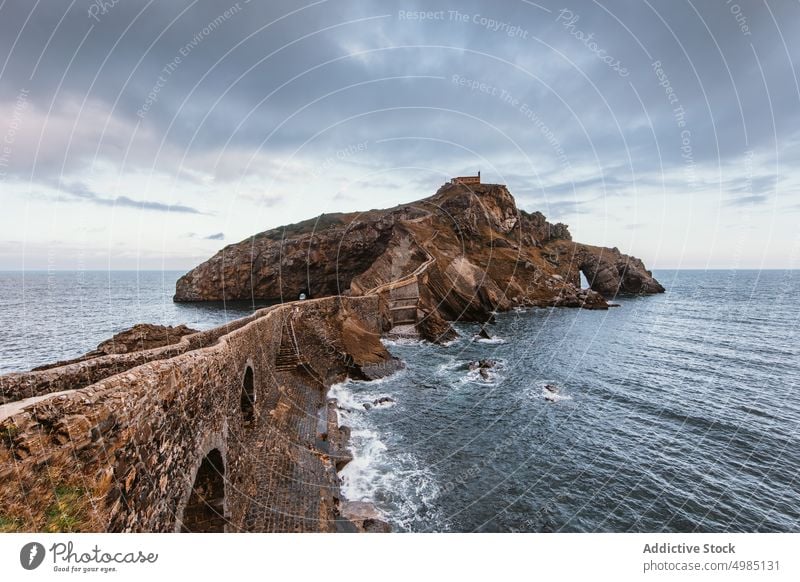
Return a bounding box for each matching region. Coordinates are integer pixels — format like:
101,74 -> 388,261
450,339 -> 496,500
180,448 -> 226,532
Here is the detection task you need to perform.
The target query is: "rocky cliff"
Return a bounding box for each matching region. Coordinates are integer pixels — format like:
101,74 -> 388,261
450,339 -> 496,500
175,182 -> 664,339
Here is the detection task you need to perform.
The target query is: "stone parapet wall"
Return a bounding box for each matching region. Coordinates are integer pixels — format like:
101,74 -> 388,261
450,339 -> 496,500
0,312 -> 263,406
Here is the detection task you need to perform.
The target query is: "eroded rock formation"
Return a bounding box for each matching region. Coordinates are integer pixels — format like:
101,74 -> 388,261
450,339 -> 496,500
175,182 -> 663,341
31,323 -> 199,372
543,240 -> 665,297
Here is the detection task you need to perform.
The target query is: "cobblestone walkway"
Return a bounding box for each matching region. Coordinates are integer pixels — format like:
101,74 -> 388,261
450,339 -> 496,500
243,368 -> 339,532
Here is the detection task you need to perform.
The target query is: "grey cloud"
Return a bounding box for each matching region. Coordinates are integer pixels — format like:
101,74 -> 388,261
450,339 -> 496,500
54,180 -> 207,215
0,0 -> 798,206
184,231 -> 225,239
520,197 -> 592,218
726,174 -> 778,195
722,172 -> 779,205
724,194 -> 770,207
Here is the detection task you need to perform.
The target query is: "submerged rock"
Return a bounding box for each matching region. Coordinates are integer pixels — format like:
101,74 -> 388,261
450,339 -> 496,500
469,359 -> 497,371
543,384 -> 561,402
468,359 -> 498,380
363,396 -> 395,411
338,501 -> 391,533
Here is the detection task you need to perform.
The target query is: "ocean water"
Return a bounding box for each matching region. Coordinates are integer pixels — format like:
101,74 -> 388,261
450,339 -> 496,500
331,270 -> 800,532
0,270 -> 269,373
1,269 -> 798,532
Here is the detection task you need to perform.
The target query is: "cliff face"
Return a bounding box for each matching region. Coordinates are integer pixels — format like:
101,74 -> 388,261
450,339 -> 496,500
174,182 -> 664,335
174,210 -> 408,302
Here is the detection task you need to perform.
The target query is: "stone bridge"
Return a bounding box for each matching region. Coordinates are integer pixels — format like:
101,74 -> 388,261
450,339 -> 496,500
0,295 -> 396,532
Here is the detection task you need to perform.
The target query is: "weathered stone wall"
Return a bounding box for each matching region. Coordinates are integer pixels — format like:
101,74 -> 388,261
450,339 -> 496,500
0,296 -> 385,532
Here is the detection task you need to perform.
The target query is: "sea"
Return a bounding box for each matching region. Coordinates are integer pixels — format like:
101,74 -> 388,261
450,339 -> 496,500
0,270 -> 270,372
1,269 -> 798,532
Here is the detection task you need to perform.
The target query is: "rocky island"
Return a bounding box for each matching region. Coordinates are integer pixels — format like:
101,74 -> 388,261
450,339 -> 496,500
175,180 -> 663,342
0,179 -> 662,533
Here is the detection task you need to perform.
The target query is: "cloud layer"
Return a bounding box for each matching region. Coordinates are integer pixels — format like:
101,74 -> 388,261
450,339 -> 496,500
0,0 -> 798,268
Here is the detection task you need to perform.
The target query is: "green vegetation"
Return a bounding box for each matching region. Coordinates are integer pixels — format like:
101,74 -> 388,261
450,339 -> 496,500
259,212 -> 348,241
44,485 -> 89,532
0,514 -> 23,532
0,423 -> 19,446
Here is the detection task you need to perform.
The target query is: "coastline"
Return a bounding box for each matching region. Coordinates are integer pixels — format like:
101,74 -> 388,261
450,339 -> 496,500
0,183 -> 667,532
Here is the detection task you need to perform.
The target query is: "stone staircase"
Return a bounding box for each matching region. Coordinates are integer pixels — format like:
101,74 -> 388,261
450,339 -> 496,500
388,281 -> 420,325
274,319 -> 302,371
362,239 -> 435,339
386,280 -> 421,337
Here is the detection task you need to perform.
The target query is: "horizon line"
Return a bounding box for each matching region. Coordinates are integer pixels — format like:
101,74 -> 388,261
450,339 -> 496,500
1,268 -> 798,272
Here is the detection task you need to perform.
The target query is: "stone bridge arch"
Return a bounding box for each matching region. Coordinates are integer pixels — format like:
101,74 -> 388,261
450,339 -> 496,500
240,359 -> 256,427
175,435 -> 228,532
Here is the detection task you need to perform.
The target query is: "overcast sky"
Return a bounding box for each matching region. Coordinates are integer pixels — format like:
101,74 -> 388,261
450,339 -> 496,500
1,0 -> 798,270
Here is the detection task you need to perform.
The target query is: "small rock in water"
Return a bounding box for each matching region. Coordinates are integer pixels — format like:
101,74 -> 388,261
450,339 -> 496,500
543,384 -> 561,402
476,327 -> 492,340
469,359 -> 497,371
363,396 -> 395,411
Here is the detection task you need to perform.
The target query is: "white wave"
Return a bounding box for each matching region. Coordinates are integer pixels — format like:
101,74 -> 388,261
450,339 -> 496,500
434,358 -> 462,376
541,385 -> 573,402
327,380 -> 363,414
456,359 -> 506,386
328,376 -> 448,531
340,432 -> 446,531
360,366 -> 406,385
473,336 -> 506,344
460,360 -> 506,385
381,337 -> 426,347
328,375 -> 403,419
339,429 -> 389,502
